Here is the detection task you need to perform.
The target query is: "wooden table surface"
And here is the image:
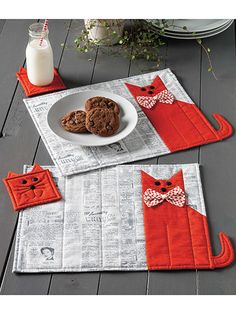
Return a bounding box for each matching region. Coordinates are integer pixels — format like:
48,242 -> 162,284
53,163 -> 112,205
0,19 -> 236,295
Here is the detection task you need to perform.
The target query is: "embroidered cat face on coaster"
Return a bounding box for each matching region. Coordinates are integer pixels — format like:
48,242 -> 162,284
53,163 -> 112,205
141,170 -> 234,270
3,164 -> 62,211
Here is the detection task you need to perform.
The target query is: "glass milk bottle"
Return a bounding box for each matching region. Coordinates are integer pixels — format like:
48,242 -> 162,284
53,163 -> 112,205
26,23 -> 54,86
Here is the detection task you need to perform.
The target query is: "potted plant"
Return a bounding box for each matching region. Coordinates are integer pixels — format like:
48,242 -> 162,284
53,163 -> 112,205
75,19 -> 215,77
75,20 -> 165,66
84,19 -> 125,45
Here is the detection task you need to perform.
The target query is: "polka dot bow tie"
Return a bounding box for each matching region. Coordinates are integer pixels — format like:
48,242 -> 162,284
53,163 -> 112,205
137,89 -> 175,109
143,186 -> 186,208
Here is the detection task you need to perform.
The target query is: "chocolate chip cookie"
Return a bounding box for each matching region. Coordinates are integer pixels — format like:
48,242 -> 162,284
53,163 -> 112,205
86,108 -> 120,137
85,96 -> 120,114
61,110 -> 88,133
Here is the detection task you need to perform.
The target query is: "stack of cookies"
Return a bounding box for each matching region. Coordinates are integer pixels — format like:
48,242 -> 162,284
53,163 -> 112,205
61,96 -> 120,137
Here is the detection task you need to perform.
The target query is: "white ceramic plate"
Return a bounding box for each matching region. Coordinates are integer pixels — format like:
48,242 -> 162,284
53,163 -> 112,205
155,20 -> 234,40
157,20 -> 233,37
147,19 -> 230,33
47,90 -> 138,146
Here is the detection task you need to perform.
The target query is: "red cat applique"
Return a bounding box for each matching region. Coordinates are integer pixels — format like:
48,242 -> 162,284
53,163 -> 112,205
3,164 -> 62,211
125,76 -> 233,152
141,170 -> 234,269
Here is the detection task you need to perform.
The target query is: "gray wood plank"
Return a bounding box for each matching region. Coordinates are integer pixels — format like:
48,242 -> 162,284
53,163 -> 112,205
148,38 -> 201,295
0,20 -> 5,34
50,273 -> 100,295
0,104 -> 40,289
0,239 -> 51,295
0,20 -> 34,134
198,23 -> 236,295
58,20 -> 98,88
98,272 -> 148,295
0,20 -> 71,295
91,47 -> 130,83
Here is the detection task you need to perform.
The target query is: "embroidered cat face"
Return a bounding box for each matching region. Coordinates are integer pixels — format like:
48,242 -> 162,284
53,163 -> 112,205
125,76 -> 175,109
3,164 -> 61,211
141,170 -> 185,194
125,76 -> 167,98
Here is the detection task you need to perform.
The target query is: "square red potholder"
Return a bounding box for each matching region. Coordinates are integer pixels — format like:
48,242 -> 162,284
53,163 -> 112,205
16,67 -> 66,97
3,164 -> 62,211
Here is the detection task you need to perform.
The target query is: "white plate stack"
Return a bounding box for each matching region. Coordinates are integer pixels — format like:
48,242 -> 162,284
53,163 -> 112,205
146,19 -> 234,39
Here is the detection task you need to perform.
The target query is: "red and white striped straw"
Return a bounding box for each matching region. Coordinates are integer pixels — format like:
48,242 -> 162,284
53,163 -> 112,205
39,19 -> 49,46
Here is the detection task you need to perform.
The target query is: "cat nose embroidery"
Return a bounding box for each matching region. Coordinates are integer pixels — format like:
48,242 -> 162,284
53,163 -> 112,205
161,188 -> 167,192
29,185 -> 35,190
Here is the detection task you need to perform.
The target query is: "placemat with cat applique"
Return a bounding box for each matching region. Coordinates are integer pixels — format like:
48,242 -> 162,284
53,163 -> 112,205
13,164 -> 234,273
24,68 -> 233,177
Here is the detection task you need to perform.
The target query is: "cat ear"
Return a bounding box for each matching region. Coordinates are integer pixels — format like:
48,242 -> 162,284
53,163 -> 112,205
31,164 -> 44,173
125,82 -> 142,95
141,170 -> 157,185
7,171 -> 18,178
151,76 -> 167,91
169,170 -> 185,189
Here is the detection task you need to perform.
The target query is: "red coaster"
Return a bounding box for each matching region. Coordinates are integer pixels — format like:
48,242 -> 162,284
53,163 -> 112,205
3,164 -> 62,211
16,67 -> 66,97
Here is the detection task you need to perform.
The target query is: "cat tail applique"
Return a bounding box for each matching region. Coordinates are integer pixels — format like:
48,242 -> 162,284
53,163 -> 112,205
211,113 -> 233,140
211,232 -> 234,268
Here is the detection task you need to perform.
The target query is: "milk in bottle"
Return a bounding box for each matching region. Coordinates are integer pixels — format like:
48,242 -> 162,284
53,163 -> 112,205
26,23 -> 54,86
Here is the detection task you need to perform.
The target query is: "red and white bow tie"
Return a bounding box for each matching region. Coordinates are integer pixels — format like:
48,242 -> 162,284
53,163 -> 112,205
143,186 -> 186,208
137,89 -> 175,109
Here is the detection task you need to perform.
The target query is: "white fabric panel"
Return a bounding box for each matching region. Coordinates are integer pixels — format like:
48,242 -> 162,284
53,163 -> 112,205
13,163 -> 206,273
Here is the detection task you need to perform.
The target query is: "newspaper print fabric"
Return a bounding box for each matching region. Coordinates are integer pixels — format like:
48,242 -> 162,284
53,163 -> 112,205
13,163 -> 205,273
24,68 -> 194,176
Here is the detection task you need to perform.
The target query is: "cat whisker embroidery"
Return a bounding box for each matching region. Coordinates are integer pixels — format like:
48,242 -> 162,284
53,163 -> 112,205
13,181 -> 50,192
17,190 -> 43,202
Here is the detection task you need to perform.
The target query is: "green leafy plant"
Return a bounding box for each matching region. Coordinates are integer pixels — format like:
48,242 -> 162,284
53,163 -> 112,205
75,20 -> 166,67
75,19 -> 216,77
196,38 -> 217,79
